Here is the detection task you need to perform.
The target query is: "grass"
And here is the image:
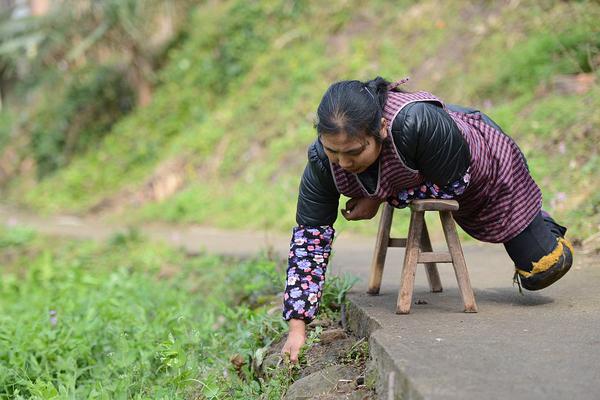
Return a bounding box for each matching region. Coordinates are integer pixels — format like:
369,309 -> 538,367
3,0 -> 600,243
0,226 -> 358,399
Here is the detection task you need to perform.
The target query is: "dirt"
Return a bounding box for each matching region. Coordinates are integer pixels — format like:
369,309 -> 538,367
260,317 -> 376,400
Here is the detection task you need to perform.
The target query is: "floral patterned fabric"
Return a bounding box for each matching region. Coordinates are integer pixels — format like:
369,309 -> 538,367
282,225 -> 334,323
387,169 -> 471,208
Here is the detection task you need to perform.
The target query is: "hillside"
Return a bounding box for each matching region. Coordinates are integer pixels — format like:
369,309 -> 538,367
1,0 -> 599,243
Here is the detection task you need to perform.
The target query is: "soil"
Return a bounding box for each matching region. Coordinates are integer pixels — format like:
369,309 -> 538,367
261,317 -> 376,400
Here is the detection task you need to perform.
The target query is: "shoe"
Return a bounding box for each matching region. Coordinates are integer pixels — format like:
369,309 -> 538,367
514,237 -> 574,291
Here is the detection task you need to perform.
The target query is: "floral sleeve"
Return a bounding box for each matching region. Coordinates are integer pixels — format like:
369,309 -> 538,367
387,168 -> 471,208
282,225 -> 335,323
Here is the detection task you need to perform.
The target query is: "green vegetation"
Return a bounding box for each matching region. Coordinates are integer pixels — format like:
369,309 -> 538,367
26,66 -> 134,177
0,226 -> 357,398
1,0 -> 599,241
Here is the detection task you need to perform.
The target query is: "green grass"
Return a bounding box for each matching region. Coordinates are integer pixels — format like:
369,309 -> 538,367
0,226 -> 357,399
4,0 -> 600,242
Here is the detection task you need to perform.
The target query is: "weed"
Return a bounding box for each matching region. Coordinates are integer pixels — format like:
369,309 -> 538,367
341,338 -> 370,366
0,226 -> 361,398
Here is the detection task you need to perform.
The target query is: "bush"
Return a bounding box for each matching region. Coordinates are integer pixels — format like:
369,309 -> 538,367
26,65 -> 134,177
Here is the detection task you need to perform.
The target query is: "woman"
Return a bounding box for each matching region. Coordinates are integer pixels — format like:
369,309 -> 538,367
281,77 -> 573,362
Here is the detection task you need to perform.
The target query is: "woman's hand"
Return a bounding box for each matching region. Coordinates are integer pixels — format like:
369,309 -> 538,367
281,319 -> 306,363
341,197 -> 383,221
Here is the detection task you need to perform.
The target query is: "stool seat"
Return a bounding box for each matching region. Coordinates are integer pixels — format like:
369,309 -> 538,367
409,199 -> 459,212
367,200 -> 477,314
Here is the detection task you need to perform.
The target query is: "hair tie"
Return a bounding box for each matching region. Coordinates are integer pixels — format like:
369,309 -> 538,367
363,86 -> 376,100
387,77 -> 410,91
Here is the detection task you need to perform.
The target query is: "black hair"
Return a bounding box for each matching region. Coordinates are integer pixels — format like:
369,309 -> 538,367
315,76 -> 391,142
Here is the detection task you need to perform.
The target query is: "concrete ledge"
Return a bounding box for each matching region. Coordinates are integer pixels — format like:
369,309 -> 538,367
343,247 -> 600,400
347,296 -> 424,399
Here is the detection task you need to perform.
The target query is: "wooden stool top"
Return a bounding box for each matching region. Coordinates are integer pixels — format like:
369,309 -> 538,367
409,199 -> 459,212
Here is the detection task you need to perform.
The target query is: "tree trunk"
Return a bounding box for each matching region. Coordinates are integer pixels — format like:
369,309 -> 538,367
127,46 -> 153,108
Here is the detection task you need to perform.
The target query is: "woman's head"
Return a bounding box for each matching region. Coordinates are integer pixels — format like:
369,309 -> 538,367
315,77 -> 391,173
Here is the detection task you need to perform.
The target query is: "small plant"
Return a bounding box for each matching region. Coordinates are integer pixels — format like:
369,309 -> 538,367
341,338 -> 370,366
320,273 -> 360,315
0,226 -> 36,248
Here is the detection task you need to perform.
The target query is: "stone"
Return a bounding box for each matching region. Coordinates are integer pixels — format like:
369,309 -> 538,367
261,352 -> 283,372
308,319 -> 332,328
319,329 -> 348,345
299,337 -> 356,379
283,364 -> 361,400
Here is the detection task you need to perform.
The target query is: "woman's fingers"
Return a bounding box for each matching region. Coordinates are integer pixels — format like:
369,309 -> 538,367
281,339 -> 301,363
342,198 -> 360,220
342,197 -> 382,220
341,208 -> 353,220
345,198 -> 359,210
289,346 -> 299,363
282,346 -> 299,363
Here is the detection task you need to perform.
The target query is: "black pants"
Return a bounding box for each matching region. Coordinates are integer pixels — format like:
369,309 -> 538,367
503,211 -> 567,270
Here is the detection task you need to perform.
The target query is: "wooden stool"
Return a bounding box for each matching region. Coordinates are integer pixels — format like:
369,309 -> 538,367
367,199 -> 477,314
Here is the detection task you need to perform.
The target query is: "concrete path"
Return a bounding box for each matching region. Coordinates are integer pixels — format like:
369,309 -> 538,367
343,243 -> 600,400
2,205 -> 599,399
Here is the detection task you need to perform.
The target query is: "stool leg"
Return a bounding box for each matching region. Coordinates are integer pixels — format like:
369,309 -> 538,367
367,203 -> 394,295
421,219 -> 443,293
439,211 -> 478,313
397,210 -> 424,314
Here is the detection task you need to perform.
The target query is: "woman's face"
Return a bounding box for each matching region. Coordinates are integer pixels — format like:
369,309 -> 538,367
320,118 -> 388,174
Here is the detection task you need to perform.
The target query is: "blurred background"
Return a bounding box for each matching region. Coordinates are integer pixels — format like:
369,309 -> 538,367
0,0 -> 599,245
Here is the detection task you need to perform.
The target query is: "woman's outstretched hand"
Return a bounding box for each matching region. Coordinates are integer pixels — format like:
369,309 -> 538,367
341,197 -> 383,221
281,319 -> 306,363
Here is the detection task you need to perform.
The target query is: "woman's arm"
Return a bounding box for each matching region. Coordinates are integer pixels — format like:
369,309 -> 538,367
392,101 -> 470,186
282,140 -> 340,362
295,139 -> 340,226
387,101 -> 471,208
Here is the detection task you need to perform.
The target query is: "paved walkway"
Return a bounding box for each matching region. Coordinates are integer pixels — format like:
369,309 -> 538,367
2,206 -> 599,399
344,243 -> 600,400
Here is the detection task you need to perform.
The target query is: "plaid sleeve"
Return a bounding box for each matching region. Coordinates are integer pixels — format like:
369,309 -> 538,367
282,225 -> 334,323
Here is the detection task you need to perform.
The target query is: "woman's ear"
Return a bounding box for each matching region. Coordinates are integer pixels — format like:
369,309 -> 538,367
380,118 -> 388,140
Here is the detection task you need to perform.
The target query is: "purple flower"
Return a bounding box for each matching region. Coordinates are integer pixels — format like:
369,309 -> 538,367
290,288 -> 303,299
49,310 -> 57,327
294,237 -> 307,245
287,274 -> 299,285
293,300 -> 306,312
297,259 -> 311,269
295,248 -> 308,257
